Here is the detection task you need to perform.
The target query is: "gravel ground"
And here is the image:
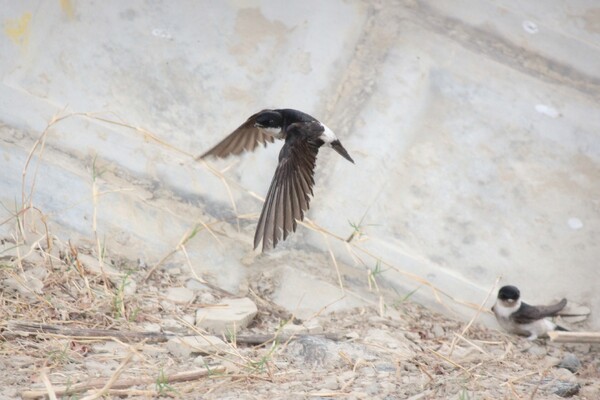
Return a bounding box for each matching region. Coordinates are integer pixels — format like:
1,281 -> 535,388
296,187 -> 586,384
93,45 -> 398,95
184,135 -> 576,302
1,239 -> 598,399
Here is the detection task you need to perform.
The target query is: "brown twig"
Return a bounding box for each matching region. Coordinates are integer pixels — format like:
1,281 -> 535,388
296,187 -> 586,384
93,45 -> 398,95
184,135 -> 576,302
548,331 -> 600,343
21,366 -> 225,399
7,322 -> 173,343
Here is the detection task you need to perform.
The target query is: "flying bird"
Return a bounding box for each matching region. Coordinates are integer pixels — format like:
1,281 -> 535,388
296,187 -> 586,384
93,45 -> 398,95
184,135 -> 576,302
199,109 -> 354,251
491,285 -> 568,340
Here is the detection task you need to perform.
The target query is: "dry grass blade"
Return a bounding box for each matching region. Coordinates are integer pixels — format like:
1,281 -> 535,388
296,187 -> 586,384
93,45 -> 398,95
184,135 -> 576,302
449,277 -> 500,356
21,366 -> 226,399
40,369 -> 57,400
80,350 -> 134,400
8,322 -> 172,343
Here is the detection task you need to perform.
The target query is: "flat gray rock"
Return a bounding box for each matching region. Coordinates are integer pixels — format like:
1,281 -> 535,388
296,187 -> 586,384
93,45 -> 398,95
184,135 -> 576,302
195,297 -> 257,335
166,335 -> 229,358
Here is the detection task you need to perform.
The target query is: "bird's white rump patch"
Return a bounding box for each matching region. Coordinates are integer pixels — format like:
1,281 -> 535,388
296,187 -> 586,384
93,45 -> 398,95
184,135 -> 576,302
319,123 -> 338,144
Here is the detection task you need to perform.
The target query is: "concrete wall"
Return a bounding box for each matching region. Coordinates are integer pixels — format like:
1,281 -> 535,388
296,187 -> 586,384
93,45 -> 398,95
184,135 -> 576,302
1,1 -> 598,326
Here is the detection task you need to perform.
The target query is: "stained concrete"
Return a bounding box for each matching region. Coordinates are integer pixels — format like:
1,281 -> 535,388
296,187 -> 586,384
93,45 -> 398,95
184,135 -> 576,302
1,1 -> 598,327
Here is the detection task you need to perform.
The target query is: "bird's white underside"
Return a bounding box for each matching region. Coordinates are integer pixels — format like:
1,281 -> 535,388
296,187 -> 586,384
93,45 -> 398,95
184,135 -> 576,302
493,299 -> 558,340
493,299 -> 520,319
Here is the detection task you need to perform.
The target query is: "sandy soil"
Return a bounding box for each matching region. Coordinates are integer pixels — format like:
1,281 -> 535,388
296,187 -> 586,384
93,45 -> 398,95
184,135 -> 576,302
1,239 -> 598,399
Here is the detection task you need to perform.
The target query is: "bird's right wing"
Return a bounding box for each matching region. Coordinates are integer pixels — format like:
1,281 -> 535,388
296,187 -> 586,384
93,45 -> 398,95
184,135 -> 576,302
253,122 -> 323,251
197,110 -> 275,159
511,298 -> 567,324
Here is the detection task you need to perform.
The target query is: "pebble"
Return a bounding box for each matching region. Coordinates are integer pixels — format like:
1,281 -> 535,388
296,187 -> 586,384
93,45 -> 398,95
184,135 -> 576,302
553,382 -> 581,398
165,287 -> 195,304
365,382 -> 379,395
557,353 -> 581,373
526,344 -> 548,356
196,297 -> 257,335
431,323 -> 444,338
321,376 -> 339,390
198,291 -> 216,304
141,322 -> 162,333
193,355 -> 206,366
166,335 -> 229,358
186,278 -> 209,291
295,336 -> 330,366
375,362 -> 396,372
161,318 -> 189,334
553,368 -> 576,382
339,370 -> 356,381
345,331 -> 360,340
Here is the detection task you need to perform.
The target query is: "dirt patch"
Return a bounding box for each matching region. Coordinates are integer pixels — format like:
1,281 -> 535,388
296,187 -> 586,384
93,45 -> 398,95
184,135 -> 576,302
1,238 -> 598,399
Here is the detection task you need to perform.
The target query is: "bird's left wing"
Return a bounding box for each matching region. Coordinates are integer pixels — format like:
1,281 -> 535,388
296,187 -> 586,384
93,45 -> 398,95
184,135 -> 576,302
197,110 -> 275,159
511,298 -> 567,324
253,122 -> 323,251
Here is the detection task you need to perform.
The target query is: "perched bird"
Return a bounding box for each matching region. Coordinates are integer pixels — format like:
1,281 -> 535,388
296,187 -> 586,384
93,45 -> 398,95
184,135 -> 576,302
491,285 -> 568,340
199,109 -> 354,251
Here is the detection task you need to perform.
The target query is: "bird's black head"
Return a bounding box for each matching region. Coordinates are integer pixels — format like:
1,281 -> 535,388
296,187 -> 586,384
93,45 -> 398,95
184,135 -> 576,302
498,285 -> 520,301
255,110 -> 283,129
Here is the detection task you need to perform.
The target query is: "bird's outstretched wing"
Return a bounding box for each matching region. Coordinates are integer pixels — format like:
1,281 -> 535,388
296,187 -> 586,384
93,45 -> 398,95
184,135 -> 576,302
511,298 -> 567,324
254,122 -> 323,251
198,110 -> 275,159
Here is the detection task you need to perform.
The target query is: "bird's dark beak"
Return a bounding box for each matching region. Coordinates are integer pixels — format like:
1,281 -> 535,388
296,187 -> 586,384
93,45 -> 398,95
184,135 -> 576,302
331,140 -> 354,163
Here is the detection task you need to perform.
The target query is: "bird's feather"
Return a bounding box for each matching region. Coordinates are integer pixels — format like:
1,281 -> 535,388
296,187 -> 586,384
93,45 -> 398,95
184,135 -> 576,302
197,110 -> 275,159
511,298 -> 567,324
254,122 -> 323,250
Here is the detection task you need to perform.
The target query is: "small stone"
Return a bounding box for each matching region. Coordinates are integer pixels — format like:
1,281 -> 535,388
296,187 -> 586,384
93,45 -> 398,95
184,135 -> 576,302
141,323 -> 162,333
345,331 -> 360,340
77,253 -> 124,286
199,292 -> 216,304
196,297 -> 257,335
431,324 -> 444,338
558,353 -> 581,373
165,287 -> 195,304
186,278 -> 209,291
363,329 -> 416,360
554,368 -> 576,382
2,275 -> 43,299
553,382 -> 580,398
181,314 -> 195,326
321,376 -> 339,390
167,337 -> 193,359
526,344 -> 547,356
27,266 -> 48,281
295,336 -> 330,366
0,241 -> 21,259
123,279 -> 137,297
305,320 -> 323,334
375,362 -> 396,372
282,323 -> 308,335
167,335 -> 229,358
92,341 -> 126,355
544,356 -> 561,368
339,370 -> 355,381
161,318 -> 189,334
365,382 -> 379,395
